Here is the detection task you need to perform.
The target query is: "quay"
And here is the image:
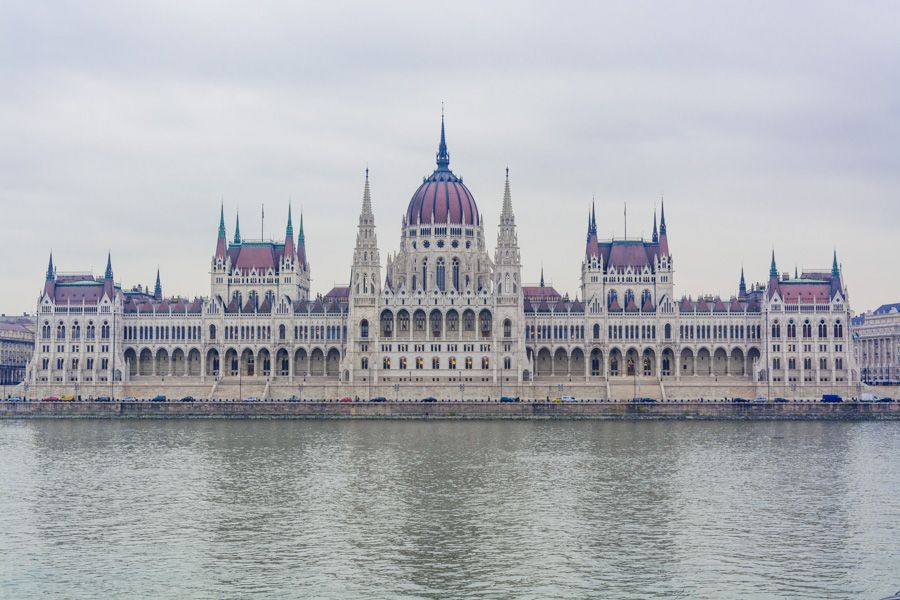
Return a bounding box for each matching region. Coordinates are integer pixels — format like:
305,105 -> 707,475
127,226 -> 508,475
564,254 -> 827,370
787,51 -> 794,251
3,399 -> 899,420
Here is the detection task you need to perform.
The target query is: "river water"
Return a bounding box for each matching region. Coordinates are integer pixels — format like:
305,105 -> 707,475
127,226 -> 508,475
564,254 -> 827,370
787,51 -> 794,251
1,419 -> 898,599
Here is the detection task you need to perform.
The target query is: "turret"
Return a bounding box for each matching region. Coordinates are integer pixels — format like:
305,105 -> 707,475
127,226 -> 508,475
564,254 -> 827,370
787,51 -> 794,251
739,267 -> 747,297
658,199 -> 669,257
43,252 -> 56,297
297,211 -> 307,270
233,210 -> 242,245
652,210 -> 658,244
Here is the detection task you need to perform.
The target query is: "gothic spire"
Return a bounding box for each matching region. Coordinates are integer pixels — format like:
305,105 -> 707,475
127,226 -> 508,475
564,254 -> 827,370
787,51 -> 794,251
832,249 -> 840,277
298,211 -> 305,244
104,252 -> 113,280
659,197 -> 667,235
297,210 -> 307,269
769,250 -> 778,279
591,199 -> 597,234
436,108 -> 450,171
652,209 -> 658,243
286,204 -> 294,237
154,268 -> 162,299
46,252 -> 54,280
540,266 -> 545,288
284,204 -> 295,257
234,210 -> 242,244
361,167 -> 374,221
739,266 -> 747,296
218,202 -> 226,238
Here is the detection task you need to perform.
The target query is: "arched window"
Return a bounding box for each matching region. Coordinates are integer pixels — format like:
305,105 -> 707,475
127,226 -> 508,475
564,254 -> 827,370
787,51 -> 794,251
421,258 -> 428,292
834,320 -> 843,338
86,322 -> 95,340
802,320 -> 812,338
624,289 -> 635,307
593,323 -> 600,339
72,321 -> 81,339
360,319 -> 369,338
607,289 -> 618,309
279,324 -> 286,340
503,319 -> 512,338
416,357 -> 424,370
209,324 -> 217,340
641,289 -> 652,308
479,310 -> 492,338
818,320 -> 828,338
664,323 -> 672,339
382,357 -> 391,370
787,320 -> 796,338
436,258 -> 446,291
452,258 -> 460,290
771,320 -> 781,338
432,356 -> 440,369
481,357 -> 490,369
101,322 -> 110,339
465,356 -> 473,369
42,322 -> 51,339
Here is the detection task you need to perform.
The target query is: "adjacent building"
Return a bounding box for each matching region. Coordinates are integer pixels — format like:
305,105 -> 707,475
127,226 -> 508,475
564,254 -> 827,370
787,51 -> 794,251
852,303 -> 900,385
1,315 -> 35,391
23,117 -> 859,399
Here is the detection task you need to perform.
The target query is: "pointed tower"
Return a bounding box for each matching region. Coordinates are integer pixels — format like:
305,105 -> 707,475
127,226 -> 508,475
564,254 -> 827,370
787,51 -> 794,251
154,269 -> 162,300
346,168 -> 383,384
104,252 -> 113,280
739,267 -> 747,298
43,252 -> 56,298
832,250 -> 840,278
652,210 -> 658,244
658,199 -> 670,258
284,204 -> 295,258
234,210 -> 242,245
540,266 -> 545,288
494,167 -> 522,297
769,250 -> 778,280
216,203 -> 227,259
350,168 -> 381,299
436,110 -> 450,171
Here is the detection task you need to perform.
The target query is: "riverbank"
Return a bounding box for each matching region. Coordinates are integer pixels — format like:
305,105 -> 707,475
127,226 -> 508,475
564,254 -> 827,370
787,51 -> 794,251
2,400 -> 899,420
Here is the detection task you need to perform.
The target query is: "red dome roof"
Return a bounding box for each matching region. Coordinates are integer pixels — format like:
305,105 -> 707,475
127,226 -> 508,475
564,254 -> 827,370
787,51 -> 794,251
407,173 -> 478,226
406,115 -> 479,227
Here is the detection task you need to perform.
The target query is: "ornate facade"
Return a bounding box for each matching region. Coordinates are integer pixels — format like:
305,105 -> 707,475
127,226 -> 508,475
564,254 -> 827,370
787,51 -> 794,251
24,118 -> 859,399
852,303 -> 900,385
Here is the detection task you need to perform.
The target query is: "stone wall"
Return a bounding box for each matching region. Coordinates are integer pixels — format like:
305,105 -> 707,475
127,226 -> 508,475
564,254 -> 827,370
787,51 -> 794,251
3,400 -> 899,420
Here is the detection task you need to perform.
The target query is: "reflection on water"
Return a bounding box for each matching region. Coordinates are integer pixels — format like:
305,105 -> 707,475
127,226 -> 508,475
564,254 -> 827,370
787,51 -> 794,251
1,420 -> 898,599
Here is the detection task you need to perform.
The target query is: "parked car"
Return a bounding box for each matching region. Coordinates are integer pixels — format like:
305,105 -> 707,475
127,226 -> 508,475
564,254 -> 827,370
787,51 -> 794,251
774,397 -> 789,403
370,396 -> 387,402
180,395 -> 195,402
60,394 -> 75,401
42,396 -> 60,402
821,394 -> 843,403
244,396 -> 259,402
151,395 -> 167,402
860,392 -> 878,402
122,396 -> 137,402
733,397 -> 749,403
753,396 -> 768,403
96,395 -> 112,402
500,396 -> 520,403
561,395 -> 577,402
631,397 -> 655,403
7,396 -> 22,402
421,396 -> 437,403
876,396 -> 895,403
339,396 -> 354,403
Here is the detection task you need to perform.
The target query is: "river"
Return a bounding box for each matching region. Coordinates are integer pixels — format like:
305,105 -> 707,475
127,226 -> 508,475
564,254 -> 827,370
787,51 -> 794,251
1,420 -> 898,599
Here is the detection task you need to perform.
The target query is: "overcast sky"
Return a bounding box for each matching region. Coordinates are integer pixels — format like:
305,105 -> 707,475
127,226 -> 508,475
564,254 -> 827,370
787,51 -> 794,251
2,1 -> 898,315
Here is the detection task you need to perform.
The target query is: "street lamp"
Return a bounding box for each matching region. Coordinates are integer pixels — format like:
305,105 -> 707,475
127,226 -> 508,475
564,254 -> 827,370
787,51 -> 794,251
394,382 -> 400,402
459,383 -> 464,403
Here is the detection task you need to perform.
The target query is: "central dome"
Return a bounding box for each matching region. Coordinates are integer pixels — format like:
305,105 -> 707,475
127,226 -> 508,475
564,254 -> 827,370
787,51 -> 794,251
405,117 -> 479,227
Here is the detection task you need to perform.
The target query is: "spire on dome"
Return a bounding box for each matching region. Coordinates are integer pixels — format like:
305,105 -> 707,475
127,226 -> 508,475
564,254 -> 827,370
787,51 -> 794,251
739,267 -> 747,296
154,268 -> 162,299
769,250 -> 778,279
652,210 -> 658,243
234,210 -> 242,244
436,107 -> 450,171
46,252 -> 54,280
832,249 -> 840,277
104,252 -> 113,280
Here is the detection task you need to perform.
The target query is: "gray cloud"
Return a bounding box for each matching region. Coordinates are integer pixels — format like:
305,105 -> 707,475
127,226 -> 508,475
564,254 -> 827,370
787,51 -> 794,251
1,0 -> 898,314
